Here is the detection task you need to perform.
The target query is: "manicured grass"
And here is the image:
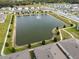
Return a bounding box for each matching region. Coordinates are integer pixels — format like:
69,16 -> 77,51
0,14 -> 11,53
66,27 -> 79,39
4,14 -> 15,54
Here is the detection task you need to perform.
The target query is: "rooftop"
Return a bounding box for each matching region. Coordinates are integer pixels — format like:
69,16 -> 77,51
0,50 -> 31,59
59,38 -> 79,59
34,38 -> 79,59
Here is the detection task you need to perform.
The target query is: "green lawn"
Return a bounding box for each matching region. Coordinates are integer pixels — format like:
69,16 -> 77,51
4,14 -> 15,54
0,14 -> 12,53
66,27 -> 79,39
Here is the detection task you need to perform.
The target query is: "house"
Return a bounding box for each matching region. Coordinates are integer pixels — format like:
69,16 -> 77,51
34,38 -> 79,59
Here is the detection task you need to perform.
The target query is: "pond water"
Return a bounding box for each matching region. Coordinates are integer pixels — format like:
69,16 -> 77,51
16,15 -> 66,46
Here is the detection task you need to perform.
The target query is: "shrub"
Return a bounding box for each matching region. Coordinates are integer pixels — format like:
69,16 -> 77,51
53,37 -> 57,42
41,40 -> 45,45
28,44 -> 31,48
5,42 -> 9,47
10,47 -> 16,53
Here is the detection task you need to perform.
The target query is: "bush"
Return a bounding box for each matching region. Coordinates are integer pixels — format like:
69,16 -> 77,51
7,34 -> 11,38
56,27 -> 59,30
10,47 -> 16,53
63,25 -> 66,28
53,37 -> 57,42
11,21 -> 13,24
56,31 -> 60,35
28,44 -> 31,48
70,24 -> 73,27
5,42 -> 9,47
9,28 -> 12,32
41,40 -> 45,45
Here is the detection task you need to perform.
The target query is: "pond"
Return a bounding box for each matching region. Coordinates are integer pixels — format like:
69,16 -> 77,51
16,15 -> 66,46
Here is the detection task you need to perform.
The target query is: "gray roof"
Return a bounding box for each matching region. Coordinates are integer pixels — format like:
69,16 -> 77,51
34,43 -> 67,59
0,50 -> 31,59
50,44 -> 67,59
59,38 -> 79,59
34,44 -> 54,59
34,38 -> 79,59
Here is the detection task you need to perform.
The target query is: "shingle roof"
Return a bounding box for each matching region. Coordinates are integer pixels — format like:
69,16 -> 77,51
59,38 -> 79,59
34,38 -> 79,59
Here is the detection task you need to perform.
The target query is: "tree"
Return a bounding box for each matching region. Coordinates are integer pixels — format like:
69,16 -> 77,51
5,42 -> 9,47
11,21 -> 13,24
10,47 -> 16,53
53,37 -> 57,42
9,28 -> 12,32
42,40 -> 45,45
70,24 -> 73,27
63,25 -> 66,28
28,44 -> 31,48
56,31 -> 60,35
56,27 -> 59,30
7,34 -> 11,38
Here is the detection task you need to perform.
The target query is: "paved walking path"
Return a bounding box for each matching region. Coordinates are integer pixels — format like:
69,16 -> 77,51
59,29 -> 63,41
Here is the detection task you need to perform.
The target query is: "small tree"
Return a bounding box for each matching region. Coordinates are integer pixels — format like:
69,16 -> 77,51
56,27 -> 59,30
11,21 -> 13,24
10,47 -> 16,53
7,34 -> 11,38
70,24 -> 73,27
53,37 -> 57,42
56,31 -> 60,35
28,44 -> 31,48
9,28 -> 12,32
63,25 -> 66,28
5,42 -> 9,47
42,40 -> 45,45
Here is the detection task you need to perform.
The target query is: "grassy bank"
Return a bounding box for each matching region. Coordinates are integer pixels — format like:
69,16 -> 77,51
0,14 -> 12,54
66,27 -> 79,39
4,14 -> 15,54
